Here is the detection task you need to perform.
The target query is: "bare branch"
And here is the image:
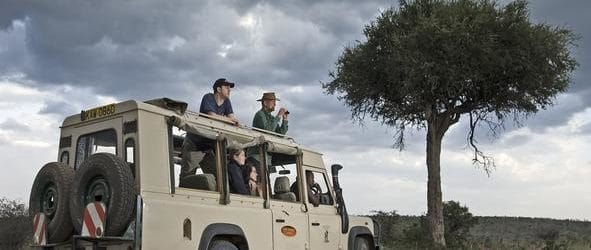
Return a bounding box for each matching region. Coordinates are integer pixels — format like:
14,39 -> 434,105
468,112 -> 496,176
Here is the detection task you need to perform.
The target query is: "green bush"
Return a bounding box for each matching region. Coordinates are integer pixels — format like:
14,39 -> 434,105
371,201 -> 478,249
0,197 -> 31,249
443,201 -> 478,248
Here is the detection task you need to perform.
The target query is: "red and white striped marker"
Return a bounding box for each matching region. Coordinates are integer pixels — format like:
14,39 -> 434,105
81,202 -> 107,238
33,213 -> 47,245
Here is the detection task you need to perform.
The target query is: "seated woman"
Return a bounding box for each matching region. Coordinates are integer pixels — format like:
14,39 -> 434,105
227,148 -> 249,195
242,163 -> 262,197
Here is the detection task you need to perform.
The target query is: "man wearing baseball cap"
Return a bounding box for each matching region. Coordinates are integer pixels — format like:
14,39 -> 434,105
180,78 -> 239,185
199,78 -> 240,126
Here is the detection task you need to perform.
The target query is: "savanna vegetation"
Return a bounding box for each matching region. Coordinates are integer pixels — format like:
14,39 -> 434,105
369,201 -> 591,249
0,197 -> 32,249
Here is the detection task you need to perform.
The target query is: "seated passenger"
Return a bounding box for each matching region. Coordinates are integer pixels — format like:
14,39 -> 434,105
242,162 -> 262,197
227,148 -> 249,195
306,171 -> 321,207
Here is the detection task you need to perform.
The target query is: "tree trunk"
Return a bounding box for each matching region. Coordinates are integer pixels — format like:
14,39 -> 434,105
426,120 -> 446,248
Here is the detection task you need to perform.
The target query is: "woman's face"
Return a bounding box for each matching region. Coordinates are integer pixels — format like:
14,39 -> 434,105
233,150 -> 246,165
249,166 -> 258,180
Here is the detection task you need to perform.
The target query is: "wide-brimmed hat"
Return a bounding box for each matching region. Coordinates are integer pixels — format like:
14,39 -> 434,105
257,92 -> 280,101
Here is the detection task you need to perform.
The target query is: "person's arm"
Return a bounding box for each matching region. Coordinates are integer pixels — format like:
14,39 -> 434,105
225,100 -> 239,126
274,108 -> 288,134
204,111 -> 235,124
308,185 -> 320,207
276,119 -> 288,135
227,113 -> 240,126
199,94 -> 237,125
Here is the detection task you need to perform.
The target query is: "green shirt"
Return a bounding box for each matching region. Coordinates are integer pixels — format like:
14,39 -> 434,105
249,109 -> 288,167
252,109 -> 288,135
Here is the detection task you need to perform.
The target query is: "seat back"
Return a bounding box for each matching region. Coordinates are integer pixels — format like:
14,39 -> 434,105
199,151 -> 217,178
273,176 -> 296,202
180,173 -> 216,191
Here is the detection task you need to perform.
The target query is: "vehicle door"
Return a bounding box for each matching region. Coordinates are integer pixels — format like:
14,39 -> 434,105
305,169 -> 342,250
266,150 -> 309,250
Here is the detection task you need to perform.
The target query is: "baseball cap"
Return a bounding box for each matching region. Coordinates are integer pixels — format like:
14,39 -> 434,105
213,78 -> 235,92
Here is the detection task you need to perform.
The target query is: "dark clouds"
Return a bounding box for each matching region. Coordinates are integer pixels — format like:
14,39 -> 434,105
0,0 -> 586,161
0,0 -> 390,101
0,0 -> 26,30
526,0 -> 591,128
0,0 -> 588,136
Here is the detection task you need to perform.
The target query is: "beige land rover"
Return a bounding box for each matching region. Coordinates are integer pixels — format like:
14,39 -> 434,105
28,98 -> 379,249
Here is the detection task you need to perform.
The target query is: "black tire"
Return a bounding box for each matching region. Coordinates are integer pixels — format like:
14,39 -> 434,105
70,153 -> 135,236
354,236 -> 370,250
29,162 -> 75,243
209,240 -> 238,250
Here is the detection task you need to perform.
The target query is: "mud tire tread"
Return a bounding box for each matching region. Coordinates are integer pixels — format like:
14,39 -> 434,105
70,153 -> 135,236
29,162 -> 75,243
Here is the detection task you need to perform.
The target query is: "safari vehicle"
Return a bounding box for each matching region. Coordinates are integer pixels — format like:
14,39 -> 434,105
29,98 -> 379,249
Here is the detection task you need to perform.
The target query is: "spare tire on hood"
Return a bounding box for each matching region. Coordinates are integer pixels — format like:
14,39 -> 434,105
70,153 -> 135,236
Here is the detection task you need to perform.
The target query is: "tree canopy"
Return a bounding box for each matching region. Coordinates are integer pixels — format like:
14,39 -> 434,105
324,0 -> 577,171
324,0 -> 578,246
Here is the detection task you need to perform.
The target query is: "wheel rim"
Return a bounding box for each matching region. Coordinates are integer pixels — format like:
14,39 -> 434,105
84,176 -> 111,206
41,184 -> 58,219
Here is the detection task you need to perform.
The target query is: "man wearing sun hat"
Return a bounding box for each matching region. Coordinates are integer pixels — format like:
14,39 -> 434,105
252,92 -> 289,134
247,92 -> 289,175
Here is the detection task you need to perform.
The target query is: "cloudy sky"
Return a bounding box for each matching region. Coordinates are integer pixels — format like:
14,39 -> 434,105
1,0 -> 589,220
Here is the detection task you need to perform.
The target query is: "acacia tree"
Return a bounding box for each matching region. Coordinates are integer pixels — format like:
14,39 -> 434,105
324,0 -> 577,247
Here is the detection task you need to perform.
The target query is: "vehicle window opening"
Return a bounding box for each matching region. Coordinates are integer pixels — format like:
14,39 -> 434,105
125,138 -> 136,177
267,152 -> 298,202
226,135 -> 265,198
60,151 -> 69,165
172,126 -> 217,192
75,129 -> 117,170
305,170 -> 334,206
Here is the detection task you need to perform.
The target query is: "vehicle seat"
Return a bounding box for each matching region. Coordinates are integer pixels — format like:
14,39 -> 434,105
179,173 -> 216,191
199,151 -> 217,179
273,176 -> 296,202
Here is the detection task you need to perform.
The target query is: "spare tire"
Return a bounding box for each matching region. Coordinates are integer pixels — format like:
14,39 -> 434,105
70,153 -> 135,236
29,162 -> 75,243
